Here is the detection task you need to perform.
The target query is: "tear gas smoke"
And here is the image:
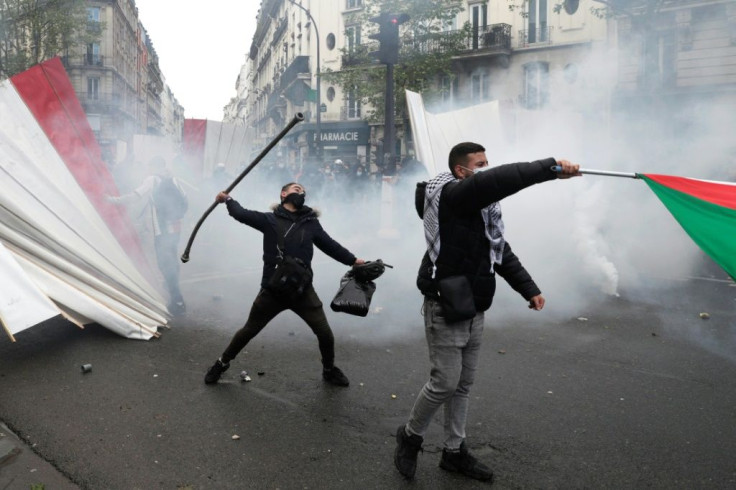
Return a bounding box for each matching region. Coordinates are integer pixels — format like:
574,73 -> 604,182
107,44 -> 734,357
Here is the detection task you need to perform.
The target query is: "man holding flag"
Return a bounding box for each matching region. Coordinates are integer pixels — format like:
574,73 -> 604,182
393,142 -> 581,482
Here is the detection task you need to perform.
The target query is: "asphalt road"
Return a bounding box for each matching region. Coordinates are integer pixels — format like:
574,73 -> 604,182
2,260 -> 736,489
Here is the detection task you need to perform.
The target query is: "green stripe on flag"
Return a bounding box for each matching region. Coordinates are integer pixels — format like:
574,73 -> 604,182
641,175 -> 736,280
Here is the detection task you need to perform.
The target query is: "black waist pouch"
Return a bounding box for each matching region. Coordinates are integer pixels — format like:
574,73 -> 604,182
436,275 -> 477,323
267,255 -> 313,301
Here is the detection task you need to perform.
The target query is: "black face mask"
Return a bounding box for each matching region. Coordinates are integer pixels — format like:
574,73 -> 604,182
283,192 -> 305,209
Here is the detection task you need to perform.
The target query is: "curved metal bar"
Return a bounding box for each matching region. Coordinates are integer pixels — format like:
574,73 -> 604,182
181,112 -> 305,263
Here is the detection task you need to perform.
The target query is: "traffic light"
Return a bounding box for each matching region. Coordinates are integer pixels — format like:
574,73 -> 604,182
368,12 -> 410,65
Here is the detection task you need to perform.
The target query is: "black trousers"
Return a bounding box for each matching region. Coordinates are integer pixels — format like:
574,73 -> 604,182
221,285 -> 335,368
154,232 -> 183,304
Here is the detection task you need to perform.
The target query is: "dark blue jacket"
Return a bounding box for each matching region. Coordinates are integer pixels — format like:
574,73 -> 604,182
225,200 -> 356,288
416,158 -> 557,312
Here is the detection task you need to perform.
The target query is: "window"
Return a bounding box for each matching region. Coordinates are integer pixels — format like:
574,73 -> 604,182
87,77 -> 99,100
87,7 -> 100,22
441,76 -> 458,103
470,3 -> 488,49
471,73 -> 490,102
527,0 -> 548,43
641,30 -> 676,89
326,33 -> 336,50
346,25 -> 361,53
346,0 -> 363,9
523,62 -> 549,109
86,43 -> 101,65
326,86 -> 336,102
563,0 -> 579,15
442,14 -> 458,32
346,86 -> 361,118
692,3 -> 725,23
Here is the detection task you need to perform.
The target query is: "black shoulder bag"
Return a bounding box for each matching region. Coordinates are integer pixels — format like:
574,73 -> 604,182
266,217 -> 313,300
436,275 -> 477,323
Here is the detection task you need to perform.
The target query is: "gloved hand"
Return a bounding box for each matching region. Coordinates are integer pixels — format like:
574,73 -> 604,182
352,259 -> 392,283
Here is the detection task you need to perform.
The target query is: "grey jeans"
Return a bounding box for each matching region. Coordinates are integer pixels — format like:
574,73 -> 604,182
406,298 -> 485,450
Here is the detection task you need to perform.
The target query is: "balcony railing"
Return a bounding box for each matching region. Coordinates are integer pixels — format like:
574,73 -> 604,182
271,16 -> 288,46
518,26 -> 553,48
338,24 -> 512,69
282,55 -> 309,88
340,104 -> 361,120
267,91 -> 286,117
75,92 -> 136,120
61,55 -> 104,68
86,21 -> 102,34
85,53 -> 104,66
465,24 -> 512,51
412,24 -> 512,55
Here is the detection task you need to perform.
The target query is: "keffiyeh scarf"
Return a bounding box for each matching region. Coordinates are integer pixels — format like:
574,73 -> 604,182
423,172 -> 505,272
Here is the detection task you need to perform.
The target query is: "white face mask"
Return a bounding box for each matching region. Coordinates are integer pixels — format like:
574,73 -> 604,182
459,165 -> 490,175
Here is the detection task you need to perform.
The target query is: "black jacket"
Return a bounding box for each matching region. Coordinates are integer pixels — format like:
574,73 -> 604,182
416,158 -> 557,312
225,200 -> 356,288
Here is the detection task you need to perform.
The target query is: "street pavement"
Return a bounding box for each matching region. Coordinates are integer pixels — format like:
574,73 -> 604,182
2,257 -> 736,489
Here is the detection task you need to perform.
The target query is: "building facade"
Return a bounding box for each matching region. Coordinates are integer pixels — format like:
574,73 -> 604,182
234,0 -> 735,171
235,0 -> 609,168
612,0 -> 736,133
239,0 -> 372,167
62,0 -> 183,164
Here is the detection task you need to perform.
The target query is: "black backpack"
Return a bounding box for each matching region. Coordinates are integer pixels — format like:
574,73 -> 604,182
153,176 -> 188,223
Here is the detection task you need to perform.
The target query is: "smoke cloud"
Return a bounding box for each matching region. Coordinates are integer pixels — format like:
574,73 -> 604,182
107,42 -> 734,355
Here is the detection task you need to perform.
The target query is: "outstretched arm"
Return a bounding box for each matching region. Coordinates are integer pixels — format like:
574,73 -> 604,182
107,175 -> 157,204
443,158 -> 580,213
313,224 -> 359,266
216,192 -> 270,232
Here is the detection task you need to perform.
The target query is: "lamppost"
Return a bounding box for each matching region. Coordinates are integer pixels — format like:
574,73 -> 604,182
286,0 -> 321,158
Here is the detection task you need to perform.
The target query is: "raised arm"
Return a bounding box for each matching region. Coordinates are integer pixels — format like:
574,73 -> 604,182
442,158 -> 558,213
216,192 -> 270,232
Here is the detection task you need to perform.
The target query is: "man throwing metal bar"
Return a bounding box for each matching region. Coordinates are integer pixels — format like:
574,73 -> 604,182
204,182 -> 365,387
393,142 -> 580,481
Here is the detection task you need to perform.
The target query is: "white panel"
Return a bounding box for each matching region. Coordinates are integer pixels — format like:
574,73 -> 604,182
0,78 -> 167,339
0,242 -> 59,339
406,90 -> 504,178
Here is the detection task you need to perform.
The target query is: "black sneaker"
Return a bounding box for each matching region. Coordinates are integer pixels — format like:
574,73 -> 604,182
169,301 -> 186,316
439,442 -> 493,482
322,365 -> 349,387
204,359 -> 229,384
394,424 -> 424,479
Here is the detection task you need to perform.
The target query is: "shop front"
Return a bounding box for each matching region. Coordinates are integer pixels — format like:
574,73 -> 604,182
289,120 -> 370,168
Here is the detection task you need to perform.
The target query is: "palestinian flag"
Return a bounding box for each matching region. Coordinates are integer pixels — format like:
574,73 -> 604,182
639,174 -> 736,280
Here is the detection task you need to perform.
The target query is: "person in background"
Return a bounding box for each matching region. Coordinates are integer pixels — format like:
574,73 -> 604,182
108,156 -> 187,315
203,182 -> 366,387
210,163 -> 230,191
393,142 -> 581,482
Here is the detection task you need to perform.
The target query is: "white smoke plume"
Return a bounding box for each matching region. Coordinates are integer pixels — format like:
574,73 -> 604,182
106,42 -> 734,350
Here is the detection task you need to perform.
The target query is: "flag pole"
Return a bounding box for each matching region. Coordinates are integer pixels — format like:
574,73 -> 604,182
551,165 -> 638,179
